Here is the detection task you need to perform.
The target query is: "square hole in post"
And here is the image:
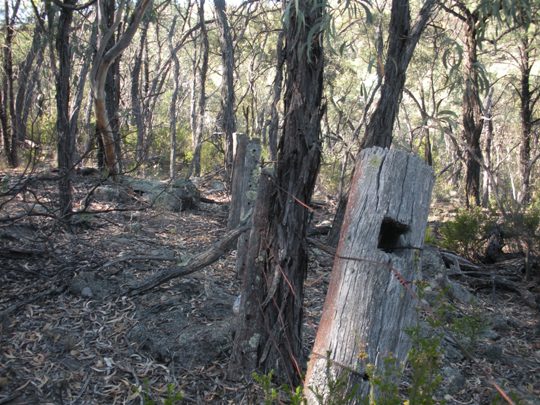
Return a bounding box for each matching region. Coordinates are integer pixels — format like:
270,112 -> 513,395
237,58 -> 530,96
377,217 -> 410,253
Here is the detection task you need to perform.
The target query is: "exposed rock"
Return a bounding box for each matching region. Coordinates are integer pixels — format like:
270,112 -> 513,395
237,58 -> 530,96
480,343 -> 503,362
441,334 -> 466,362
122,177 -> 200,211
94,185 -> 132,203
441,366 -> 466,394
480,328 -> 500,341
81,287 -> 93,298
421,246 -> 447,279
491,317 -> 510,332
208,180 -> 226,192
434,274 -> 474,304
69,272 -> 119,299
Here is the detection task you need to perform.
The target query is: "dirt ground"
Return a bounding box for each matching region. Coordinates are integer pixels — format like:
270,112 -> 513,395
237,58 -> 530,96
0,169 -> 539,404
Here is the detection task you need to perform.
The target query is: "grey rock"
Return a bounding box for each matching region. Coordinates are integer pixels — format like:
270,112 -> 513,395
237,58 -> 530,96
94,185 -> 131,203
208,180 -> 225,192
432,274 -> 474,304
81,287 -> 93,298
481,343 -> 503,361
480,328 -> 500,341
69,272 -> 119,299
491,317 -> 510,332
441,335 -> 466,362
441,366 -> 466,394
421,246 -> 447,279
121,177 -> 200,211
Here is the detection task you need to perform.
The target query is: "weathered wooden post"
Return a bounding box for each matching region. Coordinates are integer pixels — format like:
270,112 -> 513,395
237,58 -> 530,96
304,147 -> 433,403
228,133 -> 248,229
226,134 -> 261,277
228,134 -> 261,230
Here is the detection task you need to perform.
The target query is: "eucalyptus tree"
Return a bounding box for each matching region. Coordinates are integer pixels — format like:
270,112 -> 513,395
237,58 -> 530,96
189,0 -> 209,177
229,0 -> 326,385
90,0 -> 153,176
54,0 -> 77,217
1,0 -> 21,167
440,0 -> 532,207
14,14 -> 46,151
328,0 -> 438,246
516,22 -> 540,205
214,0 -> 236,176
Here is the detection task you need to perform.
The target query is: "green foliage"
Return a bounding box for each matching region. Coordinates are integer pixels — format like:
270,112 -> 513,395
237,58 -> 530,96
440,208 -> 491,257
502,205 -> 540,240
253,337 -> 444,404
422,280 -> 487,353
424,226 -> 436,245
365,357 -> 401,405
449,310 -> 488,352
140,380 -> 183,405
252,370 -> 280,405
406,327 -> 443,405
200,142 -> 224,174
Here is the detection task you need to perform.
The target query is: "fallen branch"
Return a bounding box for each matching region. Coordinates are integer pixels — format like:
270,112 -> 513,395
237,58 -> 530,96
440,249 -> 481,271
125,222 -> 250,296
0,246 -> 48,258
307,236 -> 336,256
457,274 -> 537,308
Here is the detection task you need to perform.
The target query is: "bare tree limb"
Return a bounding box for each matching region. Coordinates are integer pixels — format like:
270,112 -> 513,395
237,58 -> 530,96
126,221 -> 250,296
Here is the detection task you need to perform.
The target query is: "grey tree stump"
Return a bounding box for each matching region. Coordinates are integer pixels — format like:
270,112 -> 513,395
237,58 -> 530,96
304,147 -> 433,403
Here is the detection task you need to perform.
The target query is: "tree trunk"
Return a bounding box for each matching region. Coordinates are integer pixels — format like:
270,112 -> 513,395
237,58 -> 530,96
233,138 -> 261,279
361,0 -> 437,148
3,0 -> 20,167
132,17 -> 150,164
168,18 -> 181,179
518,34 -> 533,206
105,0 -> 122,173
214,0 -> 236,178
462,14 -> 483,207
71,23 -> 96,164
329,0 -> 436,246
305,148 -> 434,402
229,0 -> 325,386
481,87 -> 494,207
56,0 -> 75,218
267,26 -> 285,163
90,0 -> 152,177
15,20 -> 45,147
190,0 -> 209,178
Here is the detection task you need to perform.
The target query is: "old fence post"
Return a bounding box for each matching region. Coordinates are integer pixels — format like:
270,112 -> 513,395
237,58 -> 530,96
228,133 -> 248,229
304,147 -> 433,403
228,136 -> 261,277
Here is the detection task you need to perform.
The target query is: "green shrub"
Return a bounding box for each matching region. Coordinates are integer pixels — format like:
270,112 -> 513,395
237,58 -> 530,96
439,208 -> 490,257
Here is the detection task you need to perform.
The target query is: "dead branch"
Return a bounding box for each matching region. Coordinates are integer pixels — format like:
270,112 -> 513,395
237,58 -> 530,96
453,273 -> 537,308
125,222 -> 250,296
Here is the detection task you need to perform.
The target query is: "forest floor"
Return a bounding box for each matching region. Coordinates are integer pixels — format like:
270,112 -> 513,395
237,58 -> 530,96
0,167 -> 539,404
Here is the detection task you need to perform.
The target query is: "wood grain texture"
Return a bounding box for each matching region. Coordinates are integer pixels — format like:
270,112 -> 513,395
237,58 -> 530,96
305,147 -> 433,402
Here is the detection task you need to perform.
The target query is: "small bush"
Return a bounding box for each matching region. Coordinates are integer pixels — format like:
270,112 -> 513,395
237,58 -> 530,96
439,208 -> 491,257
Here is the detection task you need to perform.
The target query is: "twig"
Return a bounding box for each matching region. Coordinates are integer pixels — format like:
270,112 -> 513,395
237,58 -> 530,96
491,381 -> 516,405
